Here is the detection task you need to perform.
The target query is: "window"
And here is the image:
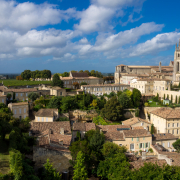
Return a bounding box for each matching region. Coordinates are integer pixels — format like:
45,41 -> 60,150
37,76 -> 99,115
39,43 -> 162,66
94,88 -> 96,91
132,138 -> 133,141
26,93 -> 28,97
172,123 -> 174,127
162,143 -> 165,147
130,143 -> 134,150
137,137 -> 139,141
14,110 -> 17,114
19,109 -> 21,114
24,108 -> 26,113
119,144 -> 122,147
60,92 -> 62,96
168,123 -> 170,127
2,99 -> 4,103
16,93 -> 18,97
38,117 -> 40,122
21,93 -> 23,96
168,142 -> 170,147
139,143 -> 143,148
177,123 -> 179,127
42,117 -> 44,122
145,143 -> 148,148
46,118 -> 48,122
141,122 -> 144,126
177,129 -> 179,134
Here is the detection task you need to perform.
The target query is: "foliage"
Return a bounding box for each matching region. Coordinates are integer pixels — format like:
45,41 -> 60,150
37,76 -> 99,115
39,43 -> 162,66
151,124 -> 154,134
80,82 -> 88,86
73,82 -> 79,89
148,148 -> 153,153
73,151 -> 88,180
56,117 -> 69,121
103,76 -> 114,81
132,88 -> 142,107
21,70 -> 31,80
28,92 -> 39,101
118,92 -> 132,109
90,99 -> 98,109
42,159 -> 61,180
52,74 -> 64,88
135,109 -> 139,117
10,150 -> 23,180
6,93 -> 12,100
144,102 -> 149,107
33,104 -> 43,112
21,70 -> 51,79
93,116 -> 120,125
34,98 -> 50,107
47,96 -> 62,109
101,96 -> 123,121
176,95 -> 178,104
173,139 -> 180,152
16,75 -> 23,80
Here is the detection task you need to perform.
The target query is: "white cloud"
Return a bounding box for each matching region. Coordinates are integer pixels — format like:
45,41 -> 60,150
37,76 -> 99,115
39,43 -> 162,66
130,32 -> 180,57
0,0 -> 76,33
74,5 -> 114,33
79,38 -> 88,44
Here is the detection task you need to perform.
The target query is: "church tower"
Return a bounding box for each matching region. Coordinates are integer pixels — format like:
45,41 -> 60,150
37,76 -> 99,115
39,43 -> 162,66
173,39 -> 180,82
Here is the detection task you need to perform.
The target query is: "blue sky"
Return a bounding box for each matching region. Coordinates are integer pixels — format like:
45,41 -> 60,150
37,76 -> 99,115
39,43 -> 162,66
0,0 -> 180,73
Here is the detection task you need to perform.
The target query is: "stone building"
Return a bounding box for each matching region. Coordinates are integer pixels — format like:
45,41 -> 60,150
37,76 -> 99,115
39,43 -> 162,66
0,95 -> 6,105
59,71 -> 104,89
39,85 -> 66,96
30,121 -> 72,173
81,84 -> 130,96
173,40 -> 180,82
150,108 -> 180,137
115,63 -> 173,84
34,109 -> 59,122
8,102 -> 29,119
130,78 -> 171,94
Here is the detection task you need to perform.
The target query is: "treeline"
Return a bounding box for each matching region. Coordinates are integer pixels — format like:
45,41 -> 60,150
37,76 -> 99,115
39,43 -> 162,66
21,70 -> 51,80
103,76 -> 114,81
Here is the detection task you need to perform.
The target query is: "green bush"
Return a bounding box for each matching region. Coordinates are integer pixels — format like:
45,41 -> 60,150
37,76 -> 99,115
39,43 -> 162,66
33,104 -> 43,111
57,117 -> 69,121
148,148 -> 153,153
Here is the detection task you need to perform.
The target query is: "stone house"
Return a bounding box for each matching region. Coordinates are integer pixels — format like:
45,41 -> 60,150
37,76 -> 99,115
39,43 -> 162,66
30,121 -> 72,173
59,71 -> 104,89
152,133 -> 178,152
34,109 -> 59,122
8,102 -> 29,119
0,95 -> 6,105
39,85 -> 66,96
150,108 -> 180,137
3,88 -> 38,101
81,84 -> 130,96
72,122 -> 96,141
122,117 -> 152,131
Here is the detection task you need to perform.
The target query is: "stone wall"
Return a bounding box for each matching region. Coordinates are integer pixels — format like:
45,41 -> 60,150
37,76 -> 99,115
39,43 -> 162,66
143,107 -> 162,120
123,109 -> 136,119
69,109 -> 98,122
33,146 -> 72,173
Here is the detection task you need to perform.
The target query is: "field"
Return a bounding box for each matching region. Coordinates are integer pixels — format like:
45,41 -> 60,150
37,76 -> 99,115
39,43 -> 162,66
2,79 -> 51,87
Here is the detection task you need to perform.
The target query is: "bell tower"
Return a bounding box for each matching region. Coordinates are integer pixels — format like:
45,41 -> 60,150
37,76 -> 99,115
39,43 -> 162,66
173,39 -> 180,82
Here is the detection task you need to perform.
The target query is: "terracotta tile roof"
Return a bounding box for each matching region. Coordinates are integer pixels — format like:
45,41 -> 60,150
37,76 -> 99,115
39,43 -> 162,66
73,123 -> 96,132
104,131 -> 124,141
160,152 -> 180,166
71,72 -> 89,78
4,88 -> 38,92
38,136 -> 49,146
35,109 -> 58,117
151,108 -> 180,119
152,133 -> 178,141
81,84 -> 129,87
132,126 -> 145,130
123,129 -> 151,138
122,117 -> 151,126
30,122 -> 71,135
51,86 -> 62,90
97,125 -> 131,132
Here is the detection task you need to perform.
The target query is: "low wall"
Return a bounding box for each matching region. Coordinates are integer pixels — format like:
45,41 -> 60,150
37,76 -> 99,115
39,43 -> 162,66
158,154 -> 172,166
33,146 -> 72,172
123,109 -> 136,119
153,90 -> 180,103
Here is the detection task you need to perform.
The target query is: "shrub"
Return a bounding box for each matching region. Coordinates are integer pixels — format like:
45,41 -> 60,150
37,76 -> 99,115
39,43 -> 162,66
148,148 -> 153,153
144,102 -> 149,107
57,117 -> 69,121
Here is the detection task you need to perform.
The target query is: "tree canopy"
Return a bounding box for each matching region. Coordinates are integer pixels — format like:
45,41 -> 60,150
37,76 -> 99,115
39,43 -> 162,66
52,74 -> 64,88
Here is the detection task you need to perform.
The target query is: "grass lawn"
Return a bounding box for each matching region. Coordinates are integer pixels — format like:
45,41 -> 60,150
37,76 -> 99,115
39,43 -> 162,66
0,139 -> 10,175
148,99 -> 163,107
2,79 -> 51,87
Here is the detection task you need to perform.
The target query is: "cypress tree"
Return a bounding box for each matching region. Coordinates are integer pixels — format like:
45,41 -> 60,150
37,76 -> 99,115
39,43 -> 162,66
171,95 -> 173,103
179,96 -> 180,104
164,94 -> 165,100
176,95 -> 178,104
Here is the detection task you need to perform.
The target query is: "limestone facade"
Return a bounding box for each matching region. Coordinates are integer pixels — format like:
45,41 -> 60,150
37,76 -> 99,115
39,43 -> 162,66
173,40 -> 180,82
39,85 -> 66,96
0,95 -> 6,105
8,102 -> 29,119
81,84 -> 130,96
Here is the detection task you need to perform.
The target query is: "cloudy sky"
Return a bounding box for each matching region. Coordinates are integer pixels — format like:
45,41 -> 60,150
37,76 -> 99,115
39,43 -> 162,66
0,0 -> 180,73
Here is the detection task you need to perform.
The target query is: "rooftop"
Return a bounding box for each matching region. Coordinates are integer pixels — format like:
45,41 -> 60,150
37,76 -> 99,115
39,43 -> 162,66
122,117 -> 151,126
152,133 -> 178,141
97,125 -> 131,132
35,109 -> 58,117
8,102 -> 28,106
4,88 -> 38,92
73,123 -> 96,132
123,129 -> 151,138
81,84 -> 129,87
71,72 -> 89,78
151,108 -> 180,119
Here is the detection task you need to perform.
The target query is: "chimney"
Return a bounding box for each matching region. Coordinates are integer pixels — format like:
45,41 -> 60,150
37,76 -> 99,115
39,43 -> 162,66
60,128 -> 64,135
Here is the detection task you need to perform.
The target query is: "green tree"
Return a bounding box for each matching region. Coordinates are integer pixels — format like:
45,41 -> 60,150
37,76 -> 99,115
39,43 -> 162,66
28,92 -> 39,101
73,82 -> 79,89
118,92 -> 132,109
52,74 -> 64,88
7,93 -> 12,100
84,70 -> 90,76
62,72 -> 69,77
21,70 -> 31,80
132,88 -> 142,107
176,95 -> 178,104
151,124 -> 154,134
173,139 -> 180,152
90,99 -> 98,109
171,95 -> 173,103
43,159 -> 61,180
47,96 -> 62,109
164,94 -> 165,100
80,82 -> 87,86
73,151 -> 88,180
10,150 -> 23,180
101,96 -> 123,121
